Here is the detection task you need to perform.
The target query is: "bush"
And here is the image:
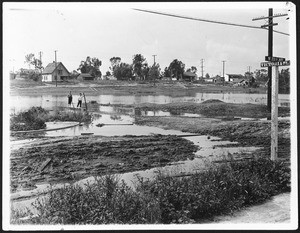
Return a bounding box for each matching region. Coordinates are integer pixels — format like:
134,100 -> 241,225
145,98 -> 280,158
11,157 -> 290,224
12,175 -> 160,225
142,157 -> 290,223
10,107 -> 48,131
10,107 -> 92,131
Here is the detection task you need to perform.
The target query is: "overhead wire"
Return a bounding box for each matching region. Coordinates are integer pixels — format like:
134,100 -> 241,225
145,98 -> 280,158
133,8 -> 289,36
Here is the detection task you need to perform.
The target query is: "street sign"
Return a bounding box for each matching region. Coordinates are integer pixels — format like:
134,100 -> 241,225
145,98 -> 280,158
265,56 -> 286,62
260,60 -> 290,67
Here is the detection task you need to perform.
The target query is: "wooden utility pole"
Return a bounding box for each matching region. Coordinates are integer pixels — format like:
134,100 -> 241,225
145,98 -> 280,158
253,9 -> 288,113
271,65 -> 279,160
200,59 -> 204,78
54,50 -> 58,87
222,60 -> 226,85
267,8 -> 273,113
152,55 -> 157,65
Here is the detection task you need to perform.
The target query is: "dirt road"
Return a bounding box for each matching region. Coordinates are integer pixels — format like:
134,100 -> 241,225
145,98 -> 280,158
212,192 -> 291,224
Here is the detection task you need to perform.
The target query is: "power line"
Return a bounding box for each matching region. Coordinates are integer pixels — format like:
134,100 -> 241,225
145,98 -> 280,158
132,8 -> 289,36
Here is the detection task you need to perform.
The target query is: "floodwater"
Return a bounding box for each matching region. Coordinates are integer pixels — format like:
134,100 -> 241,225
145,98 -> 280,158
10,92 -> 268,213
10,92 -> 290,113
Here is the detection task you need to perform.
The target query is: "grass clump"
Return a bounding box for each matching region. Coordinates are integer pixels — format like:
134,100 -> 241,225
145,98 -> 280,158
11,157 -> 290,224
47,110 -> 92,123
10,107 -> 92,131
142,157 -> 290,223
10,107 -> 48,131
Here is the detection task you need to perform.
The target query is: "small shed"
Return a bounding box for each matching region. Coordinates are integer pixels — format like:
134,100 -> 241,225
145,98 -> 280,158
183,71 -> 197,82
42,62 -> 70,82
77,73 -> 95,81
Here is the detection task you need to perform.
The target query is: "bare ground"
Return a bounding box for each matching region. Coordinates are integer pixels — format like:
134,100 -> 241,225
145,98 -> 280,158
10,135 -> 198,193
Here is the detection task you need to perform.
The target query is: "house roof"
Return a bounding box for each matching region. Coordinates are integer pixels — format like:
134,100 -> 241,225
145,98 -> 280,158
78,73 -> 94,78
42,62 -> 70,75
226,74 -> 244,78
183,71 -> 197,77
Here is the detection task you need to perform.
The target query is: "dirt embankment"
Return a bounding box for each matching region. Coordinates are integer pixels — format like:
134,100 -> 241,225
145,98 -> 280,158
10,135 -> 198,193
9,79 -> 267,96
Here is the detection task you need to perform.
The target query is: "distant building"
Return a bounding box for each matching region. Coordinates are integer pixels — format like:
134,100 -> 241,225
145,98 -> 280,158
42,62 -> 70,82
15,68 -> 39,80
182,71 -> 197,82
77,73 -> 95,81
224,74 -> 244,82
203,78 -> 216,83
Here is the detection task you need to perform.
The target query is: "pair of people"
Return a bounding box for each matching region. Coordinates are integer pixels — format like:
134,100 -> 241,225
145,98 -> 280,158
68,92 -> 84,108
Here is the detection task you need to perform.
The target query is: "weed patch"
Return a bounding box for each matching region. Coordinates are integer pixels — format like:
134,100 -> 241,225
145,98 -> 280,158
10,107 -> 92,131
11,157 -> 290,224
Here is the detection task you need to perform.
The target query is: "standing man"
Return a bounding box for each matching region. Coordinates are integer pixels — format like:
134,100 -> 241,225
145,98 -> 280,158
77,93 -> 83,108
68,91 -> 73,107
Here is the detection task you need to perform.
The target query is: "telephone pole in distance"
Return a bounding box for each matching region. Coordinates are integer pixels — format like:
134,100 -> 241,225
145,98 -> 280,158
152,55 -> 157,65
200,59 -> 204,78
222,60 -> 226,85
54,50 -> 58,87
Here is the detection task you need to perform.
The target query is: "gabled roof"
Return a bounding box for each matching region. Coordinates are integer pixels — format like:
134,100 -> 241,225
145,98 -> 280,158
42,62 -> 70,75
226,74 -> 244,78
78,73 -> 94,78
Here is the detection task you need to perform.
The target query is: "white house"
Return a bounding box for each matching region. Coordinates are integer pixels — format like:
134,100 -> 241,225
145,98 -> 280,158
42,62 -> 70,82
224,74 -> 244,82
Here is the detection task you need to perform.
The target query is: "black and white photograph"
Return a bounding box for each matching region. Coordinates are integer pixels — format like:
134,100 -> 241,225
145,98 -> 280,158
3,1 -> 297,230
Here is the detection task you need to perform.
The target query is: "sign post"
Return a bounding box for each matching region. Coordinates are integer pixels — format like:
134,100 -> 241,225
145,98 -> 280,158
271,65 -> 279,160
261,58 -> 290,161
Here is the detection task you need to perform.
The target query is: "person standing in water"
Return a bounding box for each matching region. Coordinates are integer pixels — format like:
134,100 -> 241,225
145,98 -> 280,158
77,93 -> 83,108
68,91 -> 73,107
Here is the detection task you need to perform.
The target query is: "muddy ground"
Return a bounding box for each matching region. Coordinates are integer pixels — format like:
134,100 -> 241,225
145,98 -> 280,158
10,135 -> 198,193
9,80 -> 291,202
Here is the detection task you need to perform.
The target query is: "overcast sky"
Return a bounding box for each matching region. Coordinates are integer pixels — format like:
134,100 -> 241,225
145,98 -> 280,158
3,2 -> 294,76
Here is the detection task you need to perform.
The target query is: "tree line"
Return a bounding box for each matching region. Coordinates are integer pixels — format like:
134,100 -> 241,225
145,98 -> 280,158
20,53 -> 290,93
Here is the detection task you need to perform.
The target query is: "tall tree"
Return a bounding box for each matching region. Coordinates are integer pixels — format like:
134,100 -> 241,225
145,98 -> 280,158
163,67 -> 171,77
109,57 -> 121,77
78,56 -> 102,78
254,69 -> 268,83
25,53 -> 35,69
168,59 -> 185,80
186,66 -> 197,74
132,54 -> 147,80
24,53 -> 43,72
279,68 -> 290,94
148,63 -> 161,85
113,63 -> 133,81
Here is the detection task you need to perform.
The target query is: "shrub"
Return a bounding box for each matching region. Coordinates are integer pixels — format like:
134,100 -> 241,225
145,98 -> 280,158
11,157 -> 290,224
141,157 -> 290,223
10,107 -> 48,131
13,175 -> 160,225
